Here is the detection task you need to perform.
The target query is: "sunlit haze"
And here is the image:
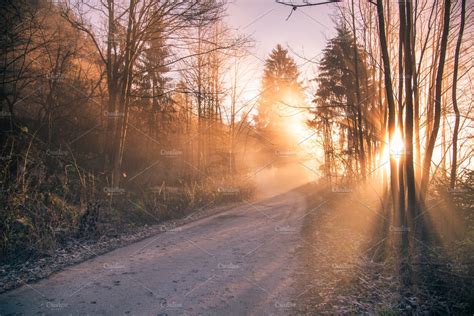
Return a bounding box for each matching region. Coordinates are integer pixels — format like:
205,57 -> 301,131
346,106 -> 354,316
0,0 -> 472,314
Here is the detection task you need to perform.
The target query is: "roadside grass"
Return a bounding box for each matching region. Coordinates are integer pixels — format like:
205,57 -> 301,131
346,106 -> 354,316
296,177 -> 474,314
0,133 -> 255,265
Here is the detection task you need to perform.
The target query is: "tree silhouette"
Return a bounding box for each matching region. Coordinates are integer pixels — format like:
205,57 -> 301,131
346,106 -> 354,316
255,44 -> 305,148
309,25 -> 372,181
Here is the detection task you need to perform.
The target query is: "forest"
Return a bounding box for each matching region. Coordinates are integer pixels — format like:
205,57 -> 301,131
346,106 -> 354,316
0,0 -> 473,314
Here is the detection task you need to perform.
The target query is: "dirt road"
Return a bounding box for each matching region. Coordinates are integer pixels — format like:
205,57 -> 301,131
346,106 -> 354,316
0,189 -> 321,315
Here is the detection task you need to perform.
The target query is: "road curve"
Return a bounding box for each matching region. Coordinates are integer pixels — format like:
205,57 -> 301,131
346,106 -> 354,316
0,190 -> 311,316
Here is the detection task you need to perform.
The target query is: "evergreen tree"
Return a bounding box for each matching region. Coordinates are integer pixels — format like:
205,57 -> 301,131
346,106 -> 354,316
309,25 -> 373,180
255,44 -> 305,147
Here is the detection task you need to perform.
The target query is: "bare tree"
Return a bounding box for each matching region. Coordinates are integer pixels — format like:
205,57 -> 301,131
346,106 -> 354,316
62,0 -> 227,186
421,0 -> 451,196
450,0 -> 466,189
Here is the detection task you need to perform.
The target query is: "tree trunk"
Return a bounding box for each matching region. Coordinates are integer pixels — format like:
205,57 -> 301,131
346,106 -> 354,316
450,0 -> 466,189
376,0 -> 398,216
351,0 -> 366,180
112,0 -> 136,188
398,4 -> 406,215
104,0 -> 117,174
421,0 -> 451,196
403,0 -> 417,220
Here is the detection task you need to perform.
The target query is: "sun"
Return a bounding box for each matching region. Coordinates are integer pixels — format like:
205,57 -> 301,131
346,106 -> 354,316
390,128 -> 404,159
288,117 -> 308,140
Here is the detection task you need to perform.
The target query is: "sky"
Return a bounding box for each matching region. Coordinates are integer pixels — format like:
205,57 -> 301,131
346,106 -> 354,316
225,0 -> 338,83
222,0 -> 339,128
223,0 -> 339,175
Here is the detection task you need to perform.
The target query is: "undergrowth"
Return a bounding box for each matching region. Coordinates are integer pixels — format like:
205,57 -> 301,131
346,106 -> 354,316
0,132 -> 254,263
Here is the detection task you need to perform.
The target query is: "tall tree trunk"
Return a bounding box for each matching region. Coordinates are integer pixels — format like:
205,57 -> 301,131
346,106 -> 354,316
424,13 -> 441,174
104,0 -> 117,173
398,0 -> 414,286
376,0 -> 398,216
351,0 -> 366,180
411,10 -> 421,179
450,0 -> 466,189
112,0 -> 136,187
398,5 -> 406,216
197,24 -> 203,172
403,0 -> 417,222
421,0 -> 451,196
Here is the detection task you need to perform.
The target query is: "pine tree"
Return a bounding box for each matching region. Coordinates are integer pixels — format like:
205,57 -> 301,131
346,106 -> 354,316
255,44 -> 305,148
309,25 -> 372,180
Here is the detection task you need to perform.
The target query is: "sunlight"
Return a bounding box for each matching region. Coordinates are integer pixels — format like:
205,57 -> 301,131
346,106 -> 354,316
390,128 -> 404,160
288,116 -> 308,141
380,128 -> 404,176
286,112 -> 315,154
274,89 -> 314,154
1,0 -> 472,313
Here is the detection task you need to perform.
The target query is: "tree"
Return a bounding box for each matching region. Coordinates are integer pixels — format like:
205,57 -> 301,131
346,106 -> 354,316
421,0 -> 451,196
134,20 -> 172,138
399,0 -> 417,220
62,0 -> 226,186
309,25 -> 373,182
255,44 -> 305,149
450,0 -> 466,189
375,0 -> 399,220
0,0 -> 43,131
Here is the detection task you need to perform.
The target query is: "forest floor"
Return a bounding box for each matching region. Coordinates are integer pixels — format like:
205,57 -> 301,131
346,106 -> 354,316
296,183 -> 474,314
